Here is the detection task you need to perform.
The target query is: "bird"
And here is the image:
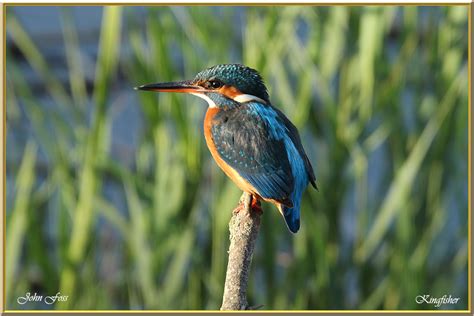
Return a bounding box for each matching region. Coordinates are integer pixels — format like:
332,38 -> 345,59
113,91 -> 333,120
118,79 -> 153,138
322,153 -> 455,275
136,64 -> 317,233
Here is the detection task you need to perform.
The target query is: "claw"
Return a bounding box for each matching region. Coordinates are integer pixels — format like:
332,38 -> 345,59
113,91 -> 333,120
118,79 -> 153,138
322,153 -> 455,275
233,193 -> 263,215
232,203 -> 245,214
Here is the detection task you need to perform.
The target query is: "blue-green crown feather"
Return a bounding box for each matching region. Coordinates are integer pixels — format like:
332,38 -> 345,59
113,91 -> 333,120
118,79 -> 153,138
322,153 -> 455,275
193,64 -> 270,102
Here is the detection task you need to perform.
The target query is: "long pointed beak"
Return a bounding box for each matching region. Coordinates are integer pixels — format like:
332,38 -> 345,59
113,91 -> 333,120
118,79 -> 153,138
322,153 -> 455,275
134,80 -> 201,93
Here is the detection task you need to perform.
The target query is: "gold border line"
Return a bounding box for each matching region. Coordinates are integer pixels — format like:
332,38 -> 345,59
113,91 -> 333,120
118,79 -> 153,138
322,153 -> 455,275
1,309 -> 469,314
1,2 -> 472,6
468,2 -> 472,314
2,3 -> 6,314
1,2 -> 471,314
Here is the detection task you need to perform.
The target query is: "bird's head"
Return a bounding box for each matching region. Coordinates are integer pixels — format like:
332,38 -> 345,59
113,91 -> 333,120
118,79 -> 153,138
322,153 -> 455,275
135,64 -> 269,108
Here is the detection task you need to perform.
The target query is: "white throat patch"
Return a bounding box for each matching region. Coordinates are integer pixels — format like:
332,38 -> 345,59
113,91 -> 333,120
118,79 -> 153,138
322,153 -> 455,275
191,93 -> 217,108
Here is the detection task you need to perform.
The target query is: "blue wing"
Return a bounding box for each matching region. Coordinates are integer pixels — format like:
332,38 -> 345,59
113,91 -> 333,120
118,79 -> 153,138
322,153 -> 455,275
210,102 -> 294,205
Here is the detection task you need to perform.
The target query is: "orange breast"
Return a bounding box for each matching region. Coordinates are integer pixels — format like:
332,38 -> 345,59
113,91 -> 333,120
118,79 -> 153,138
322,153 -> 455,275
204,108 -> 259,196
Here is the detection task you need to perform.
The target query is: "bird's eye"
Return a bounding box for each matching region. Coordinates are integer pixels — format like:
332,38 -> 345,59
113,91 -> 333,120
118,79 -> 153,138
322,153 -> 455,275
206,80 -> 223,89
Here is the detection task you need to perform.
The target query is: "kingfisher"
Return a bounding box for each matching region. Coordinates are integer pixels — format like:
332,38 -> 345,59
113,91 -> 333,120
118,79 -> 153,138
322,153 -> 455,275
136,64 -> 317,233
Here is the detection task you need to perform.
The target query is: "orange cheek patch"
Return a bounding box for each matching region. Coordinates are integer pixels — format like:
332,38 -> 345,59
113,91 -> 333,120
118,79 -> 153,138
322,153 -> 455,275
218,85 -> 243,99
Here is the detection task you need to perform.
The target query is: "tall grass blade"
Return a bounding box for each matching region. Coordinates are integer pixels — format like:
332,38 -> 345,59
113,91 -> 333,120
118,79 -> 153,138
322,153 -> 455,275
6,142 -> 37,305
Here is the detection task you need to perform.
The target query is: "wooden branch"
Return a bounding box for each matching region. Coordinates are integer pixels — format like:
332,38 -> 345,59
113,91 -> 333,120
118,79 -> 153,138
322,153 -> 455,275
220,192 -> 261,310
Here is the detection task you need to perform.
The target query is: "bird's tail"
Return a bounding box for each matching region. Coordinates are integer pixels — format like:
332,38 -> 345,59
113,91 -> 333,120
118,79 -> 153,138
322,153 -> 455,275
278,204 -> 300,233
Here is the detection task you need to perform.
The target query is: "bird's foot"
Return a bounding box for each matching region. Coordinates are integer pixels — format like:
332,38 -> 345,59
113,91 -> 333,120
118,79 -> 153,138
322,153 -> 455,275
233,194 -> 263,215
250,198 -> 263,216
232,203 -> 246,215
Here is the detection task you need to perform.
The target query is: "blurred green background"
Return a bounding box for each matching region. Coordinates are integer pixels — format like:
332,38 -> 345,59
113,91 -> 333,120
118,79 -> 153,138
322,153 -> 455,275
5,5 -> 469,310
